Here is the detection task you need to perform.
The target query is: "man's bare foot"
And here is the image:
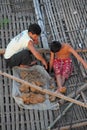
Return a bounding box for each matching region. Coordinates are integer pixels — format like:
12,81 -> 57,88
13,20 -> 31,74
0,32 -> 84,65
19,65 -> 31,68
19,60 -> 37,68
30,60 -> 37,66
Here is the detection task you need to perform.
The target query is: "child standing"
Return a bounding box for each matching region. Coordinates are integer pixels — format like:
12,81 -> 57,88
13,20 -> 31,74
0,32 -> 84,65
49,41 -> 87,94
4,23 -> 47,69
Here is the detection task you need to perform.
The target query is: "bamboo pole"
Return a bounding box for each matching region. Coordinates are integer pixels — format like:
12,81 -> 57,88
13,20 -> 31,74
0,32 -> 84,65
33,0 -> 49,49
0,48 -> 87,55
53,121 -> 87,130
0,70 -> 87,108
60,121 -> 87,130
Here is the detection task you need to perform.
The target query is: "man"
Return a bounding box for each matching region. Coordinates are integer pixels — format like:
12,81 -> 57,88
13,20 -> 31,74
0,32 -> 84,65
4,23 -> 47,69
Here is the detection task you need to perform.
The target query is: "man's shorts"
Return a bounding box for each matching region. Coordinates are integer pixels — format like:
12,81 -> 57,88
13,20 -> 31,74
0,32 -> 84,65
5,50 -> 33,68
53,58 -> 73,79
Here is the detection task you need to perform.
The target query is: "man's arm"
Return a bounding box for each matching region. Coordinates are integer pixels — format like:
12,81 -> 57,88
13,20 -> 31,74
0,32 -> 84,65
28,40 -> 47,69
49,52 -> 54,72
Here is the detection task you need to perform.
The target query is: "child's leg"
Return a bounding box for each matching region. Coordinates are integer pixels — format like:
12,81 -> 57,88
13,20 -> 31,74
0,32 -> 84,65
55,75 -> 66,93
53,59 -> 66,93
61,76 -> 66,86
56,75 -> 62,89
58,58 -> 73,93
49,74 -> 66,102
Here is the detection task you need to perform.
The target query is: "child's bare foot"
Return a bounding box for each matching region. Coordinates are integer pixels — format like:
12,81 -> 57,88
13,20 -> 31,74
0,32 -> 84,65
57,87 -> 67,94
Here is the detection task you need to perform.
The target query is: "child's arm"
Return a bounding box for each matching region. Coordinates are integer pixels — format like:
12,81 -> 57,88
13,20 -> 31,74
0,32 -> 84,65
49,51 -> 55,72
28,40 -> 48,69
69,45 -> 87,69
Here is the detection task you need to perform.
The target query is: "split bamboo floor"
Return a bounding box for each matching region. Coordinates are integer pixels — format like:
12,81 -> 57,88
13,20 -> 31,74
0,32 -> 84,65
0,0 -> 87,130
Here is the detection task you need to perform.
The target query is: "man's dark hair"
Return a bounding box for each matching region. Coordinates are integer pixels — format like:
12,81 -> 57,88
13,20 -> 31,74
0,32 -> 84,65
50,41 -> 62,53
28,23 -> 41,35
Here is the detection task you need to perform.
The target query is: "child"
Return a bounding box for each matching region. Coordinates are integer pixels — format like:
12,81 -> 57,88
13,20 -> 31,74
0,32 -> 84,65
4,23 -> 47,69
49,41 -> 87,94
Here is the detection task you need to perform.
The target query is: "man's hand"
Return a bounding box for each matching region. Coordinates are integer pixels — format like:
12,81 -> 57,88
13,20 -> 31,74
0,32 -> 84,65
41,59 -> 48,70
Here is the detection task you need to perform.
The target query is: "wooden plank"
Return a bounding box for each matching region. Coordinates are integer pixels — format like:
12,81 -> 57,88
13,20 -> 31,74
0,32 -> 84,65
43,110 -> 49,128
44,0 -> 59,40
34,110 -> 40,130
7,70 -> 16,130
39,110 -> 45,130
0,75 -> 6,130
30,110 -> 35,130
72,0 -> 84,43
18,12 -> 24,31
80,91 -> 87,104
61,0 -> 75,45
50,1 -> 61,40
69,0 -> 83,45
20,109 -> 25,130
2,42 -> 11,130
0,13 -> 13,130
48,110 -> 54,126
53,0 -> 67,41
15,104 -> 20,130
4,78 -> 11,130
24,110 -> 31,130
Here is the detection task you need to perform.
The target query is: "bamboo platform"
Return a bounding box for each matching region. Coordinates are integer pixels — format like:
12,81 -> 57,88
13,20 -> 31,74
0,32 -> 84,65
0,0 -> 87,130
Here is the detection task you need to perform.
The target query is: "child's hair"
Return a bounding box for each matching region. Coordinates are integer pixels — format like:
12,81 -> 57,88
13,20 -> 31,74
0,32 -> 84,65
28,23 -> 41,35
50,41 -> 62,53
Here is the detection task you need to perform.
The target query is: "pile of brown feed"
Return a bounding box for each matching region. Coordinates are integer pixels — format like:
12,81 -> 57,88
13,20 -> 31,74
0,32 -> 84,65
18,69 -> 55,104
